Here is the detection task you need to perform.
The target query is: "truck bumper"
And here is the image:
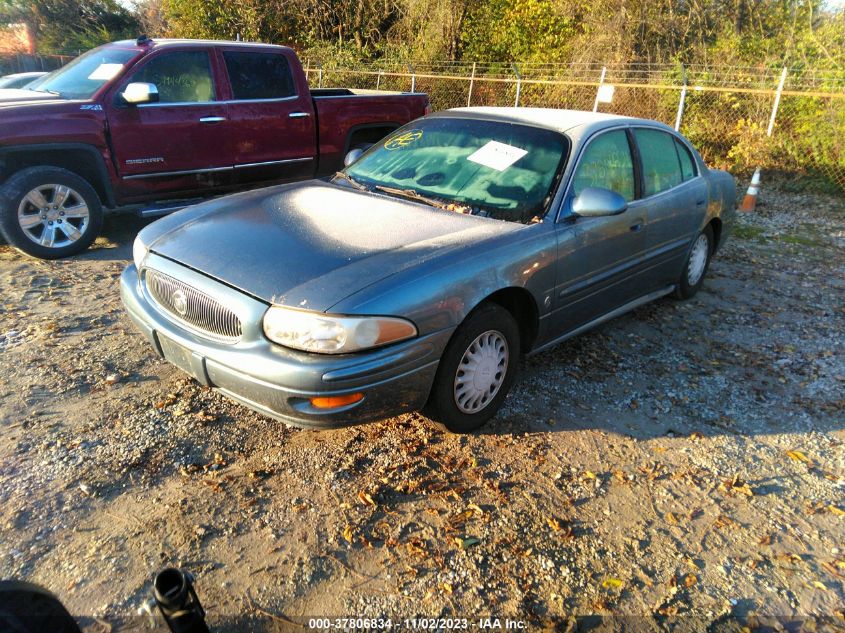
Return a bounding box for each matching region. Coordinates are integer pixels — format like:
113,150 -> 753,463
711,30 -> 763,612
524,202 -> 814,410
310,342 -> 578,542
120,261 -> 450,429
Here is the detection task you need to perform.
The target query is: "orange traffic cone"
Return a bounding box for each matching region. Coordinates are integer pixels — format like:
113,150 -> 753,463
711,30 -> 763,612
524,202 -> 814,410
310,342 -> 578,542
740,167 -> 761,212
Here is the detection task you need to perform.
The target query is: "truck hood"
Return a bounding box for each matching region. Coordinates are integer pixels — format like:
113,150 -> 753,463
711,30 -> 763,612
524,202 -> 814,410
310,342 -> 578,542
145,181 -> 520,311
0,89 -> 65,104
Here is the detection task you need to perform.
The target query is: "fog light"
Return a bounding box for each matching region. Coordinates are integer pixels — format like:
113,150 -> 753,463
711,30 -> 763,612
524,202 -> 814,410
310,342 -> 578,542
310,393 -> 364,409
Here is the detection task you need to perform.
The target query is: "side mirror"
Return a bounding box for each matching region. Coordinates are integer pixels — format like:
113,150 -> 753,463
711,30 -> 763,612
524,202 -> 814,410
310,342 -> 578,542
122,82 -> 159,105
343,148 -> 364,167
572,187 -> 628,217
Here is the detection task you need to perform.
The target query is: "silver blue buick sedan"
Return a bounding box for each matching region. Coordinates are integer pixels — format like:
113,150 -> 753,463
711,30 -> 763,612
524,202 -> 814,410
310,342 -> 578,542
121,107 -> 735,432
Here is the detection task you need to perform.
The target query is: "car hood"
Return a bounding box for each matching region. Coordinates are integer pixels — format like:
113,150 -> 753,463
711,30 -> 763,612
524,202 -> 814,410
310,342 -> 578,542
0,88 -> 64,104
146,181 -> 521,311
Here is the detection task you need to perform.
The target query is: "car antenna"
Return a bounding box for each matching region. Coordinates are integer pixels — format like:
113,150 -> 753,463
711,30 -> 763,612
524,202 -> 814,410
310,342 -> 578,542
136,34 -> 152,45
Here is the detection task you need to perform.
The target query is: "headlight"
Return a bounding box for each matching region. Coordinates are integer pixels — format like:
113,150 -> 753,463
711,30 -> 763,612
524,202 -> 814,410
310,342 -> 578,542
262,306 -> 417,354
132,235 -> 148,269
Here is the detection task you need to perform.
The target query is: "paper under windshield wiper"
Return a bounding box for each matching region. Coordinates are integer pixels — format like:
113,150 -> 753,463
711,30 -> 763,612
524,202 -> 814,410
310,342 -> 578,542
332,171 -> 368,191
374,186 -> 470,213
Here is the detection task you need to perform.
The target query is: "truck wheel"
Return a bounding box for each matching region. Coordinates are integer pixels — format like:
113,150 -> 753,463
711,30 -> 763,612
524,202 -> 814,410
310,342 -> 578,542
424,303 -> 520,433
0,167 -> 103,259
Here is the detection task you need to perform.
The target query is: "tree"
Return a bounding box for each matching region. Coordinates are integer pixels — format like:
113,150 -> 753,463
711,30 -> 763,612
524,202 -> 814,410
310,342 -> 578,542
0,0 -> 139,54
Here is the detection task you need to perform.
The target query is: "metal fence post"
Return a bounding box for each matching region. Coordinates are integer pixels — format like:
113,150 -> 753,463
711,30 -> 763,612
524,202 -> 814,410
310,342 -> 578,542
408,63 -> 415,92
592,66 -> 607,112
767,67 -> 788,137
377,70 -> 383,90
317,62 -> 323,89
467,62 -> 476,107
512,64 -> 521,107
674,63 -> 688,131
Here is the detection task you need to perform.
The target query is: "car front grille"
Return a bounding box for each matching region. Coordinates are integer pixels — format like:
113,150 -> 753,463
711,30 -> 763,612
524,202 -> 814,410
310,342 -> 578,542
144,268 -> 242,343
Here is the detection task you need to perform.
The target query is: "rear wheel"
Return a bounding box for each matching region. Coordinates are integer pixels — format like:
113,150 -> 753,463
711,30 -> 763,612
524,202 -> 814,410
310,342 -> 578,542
674,225 -> 713,299
0,167 -> 103,259
424,303 -> 520,433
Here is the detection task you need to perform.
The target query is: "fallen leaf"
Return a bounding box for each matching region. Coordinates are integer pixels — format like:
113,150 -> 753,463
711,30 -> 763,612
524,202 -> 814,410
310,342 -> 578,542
719,474 -> 753,497
665,512 -> 680,526
786,450 -> 811,464
828,505 -> 844,516
357,491 -> 377,507
812,581 -> 827,591
683,574 -> 697,588
601,578 -> 623,590
342,524 -> 354,544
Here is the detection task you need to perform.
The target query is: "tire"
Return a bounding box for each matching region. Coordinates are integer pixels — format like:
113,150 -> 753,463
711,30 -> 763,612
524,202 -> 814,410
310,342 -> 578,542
674,225 -> 714,300
0,167 -> 103,259
424,303 -> 520,433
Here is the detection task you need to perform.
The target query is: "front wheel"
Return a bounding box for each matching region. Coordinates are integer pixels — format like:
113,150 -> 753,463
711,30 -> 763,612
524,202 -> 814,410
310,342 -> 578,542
0,167 -> 103,259
674,225 -> 713,299
424,303 -> 520,433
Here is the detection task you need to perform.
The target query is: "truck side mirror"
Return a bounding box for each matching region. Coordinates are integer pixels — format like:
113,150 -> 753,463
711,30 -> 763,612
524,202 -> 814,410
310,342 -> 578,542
344,148 -> 364,167
122,82 -> 159,105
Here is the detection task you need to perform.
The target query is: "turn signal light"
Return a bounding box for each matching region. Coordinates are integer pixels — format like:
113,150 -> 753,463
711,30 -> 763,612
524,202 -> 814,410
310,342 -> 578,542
310,393 -> 364,409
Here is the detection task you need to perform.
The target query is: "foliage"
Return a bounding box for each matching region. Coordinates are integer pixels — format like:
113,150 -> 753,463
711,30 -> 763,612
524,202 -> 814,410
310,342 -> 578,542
0,0 -> 138,54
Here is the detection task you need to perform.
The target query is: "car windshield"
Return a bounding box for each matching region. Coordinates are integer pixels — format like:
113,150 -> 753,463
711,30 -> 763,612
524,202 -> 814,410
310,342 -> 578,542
28,47 -> 139,99
343,117 -> 568,224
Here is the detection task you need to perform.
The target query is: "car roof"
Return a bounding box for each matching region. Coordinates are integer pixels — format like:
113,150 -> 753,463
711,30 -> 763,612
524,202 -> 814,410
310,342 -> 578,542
442,107 -> 675,137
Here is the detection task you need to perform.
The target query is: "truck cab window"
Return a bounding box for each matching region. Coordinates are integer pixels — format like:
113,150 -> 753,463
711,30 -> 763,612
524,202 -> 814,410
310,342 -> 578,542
223,52 -> 296,100
128,51 -> 215,103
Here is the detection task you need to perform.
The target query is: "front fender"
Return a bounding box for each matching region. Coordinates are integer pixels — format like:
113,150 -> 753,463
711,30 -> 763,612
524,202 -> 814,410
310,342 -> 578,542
329,222 -> 557,336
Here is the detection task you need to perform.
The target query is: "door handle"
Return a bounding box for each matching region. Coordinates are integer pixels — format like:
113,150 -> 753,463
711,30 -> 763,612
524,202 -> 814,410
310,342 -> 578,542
696,199 -> 706,206
629,223 -> 644,232
289,112 -> 311,118
199,116 -> 226,123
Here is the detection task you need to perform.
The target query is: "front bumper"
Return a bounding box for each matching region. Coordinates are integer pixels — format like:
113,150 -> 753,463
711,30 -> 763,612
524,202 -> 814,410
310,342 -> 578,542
120,256 -> 451,429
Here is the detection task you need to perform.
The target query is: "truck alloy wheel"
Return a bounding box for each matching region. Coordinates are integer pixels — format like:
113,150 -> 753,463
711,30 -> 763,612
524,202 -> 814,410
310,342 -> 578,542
0,167 -> 103,259
18,184 -> 90,249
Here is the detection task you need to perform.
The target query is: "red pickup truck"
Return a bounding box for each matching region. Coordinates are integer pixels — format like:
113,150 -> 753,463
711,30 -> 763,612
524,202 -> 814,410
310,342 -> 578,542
0,37 -> 429,258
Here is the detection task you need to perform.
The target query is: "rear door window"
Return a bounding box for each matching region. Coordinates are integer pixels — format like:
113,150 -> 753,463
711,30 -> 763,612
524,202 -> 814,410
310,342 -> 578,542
223,51 -> 296,100
572,130 -> 635,201
633,128 -> 683,196
674,138 -> 697,181
128,51 -> 215,103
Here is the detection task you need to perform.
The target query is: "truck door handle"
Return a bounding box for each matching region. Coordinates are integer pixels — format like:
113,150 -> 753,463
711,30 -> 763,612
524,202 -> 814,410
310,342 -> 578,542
289,112 -> 311,118
199,116 -> 226,123
629,223 -> 643,232
696,199 -> 706,206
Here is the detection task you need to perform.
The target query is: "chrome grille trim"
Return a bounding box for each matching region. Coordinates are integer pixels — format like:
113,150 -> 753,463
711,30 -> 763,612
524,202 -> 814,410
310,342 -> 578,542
144,268 -> 242,343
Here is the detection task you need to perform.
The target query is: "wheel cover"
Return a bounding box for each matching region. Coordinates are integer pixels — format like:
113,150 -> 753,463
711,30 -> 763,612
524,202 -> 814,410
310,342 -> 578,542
453,330 -> 509,414
17,184 -> 90,249
687,233 -> 709,286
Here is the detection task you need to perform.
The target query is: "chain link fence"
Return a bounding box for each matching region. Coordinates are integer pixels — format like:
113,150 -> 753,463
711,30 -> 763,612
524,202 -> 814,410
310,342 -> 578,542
306,61 -> 845,193
0,53 -> 74,76
2,52 -> 842,192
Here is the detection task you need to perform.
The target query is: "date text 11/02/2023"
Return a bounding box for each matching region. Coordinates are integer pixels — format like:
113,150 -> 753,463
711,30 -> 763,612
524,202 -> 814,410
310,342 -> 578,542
307,618 -> 527,629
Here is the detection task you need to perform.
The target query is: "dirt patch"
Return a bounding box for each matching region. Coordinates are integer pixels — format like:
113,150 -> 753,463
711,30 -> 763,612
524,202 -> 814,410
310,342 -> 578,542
1,191 -> 844,631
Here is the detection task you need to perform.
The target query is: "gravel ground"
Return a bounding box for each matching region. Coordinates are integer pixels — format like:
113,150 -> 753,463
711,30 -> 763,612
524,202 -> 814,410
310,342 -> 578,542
0,186 -> 843,632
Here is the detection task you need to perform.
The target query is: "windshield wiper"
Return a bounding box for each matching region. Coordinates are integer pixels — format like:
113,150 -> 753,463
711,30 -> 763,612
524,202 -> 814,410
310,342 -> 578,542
332,171 -> 368,191
33,88 -> 61,96
374,185 -> 470,213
